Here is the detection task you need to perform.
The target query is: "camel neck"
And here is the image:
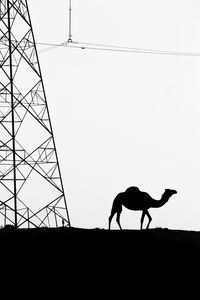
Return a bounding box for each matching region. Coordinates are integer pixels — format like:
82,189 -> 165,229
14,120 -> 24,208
151,192 -> 169,208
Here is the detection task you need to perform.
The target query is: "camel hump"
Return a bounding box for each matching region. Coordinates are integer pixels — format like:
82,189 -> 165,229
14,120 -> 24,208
125,186 -> 140,194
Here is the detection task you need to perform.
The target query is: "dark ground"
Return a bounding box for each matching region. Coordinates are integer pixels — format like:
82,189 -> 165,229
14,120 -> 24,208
1,227 -> 199,296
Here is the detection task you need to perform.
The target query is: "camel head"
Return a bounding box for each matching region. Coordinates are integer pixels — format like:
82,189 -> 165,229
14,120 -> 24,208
164,189 -> 177,198
159,189 -> 177,206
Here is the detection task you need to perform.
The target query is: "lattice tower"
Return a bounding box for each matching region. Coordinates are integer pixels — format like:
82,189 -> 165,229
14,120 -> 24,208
0,0 -> 71,228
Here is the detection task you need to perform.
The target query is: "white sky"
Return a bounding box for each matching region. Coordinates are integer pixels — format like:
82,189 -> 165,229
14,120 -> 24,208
28,0 -> 200,230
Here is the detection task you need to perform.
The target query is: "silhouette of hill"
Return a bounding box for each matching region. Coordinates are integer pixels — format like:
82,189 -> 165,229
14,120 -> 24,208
1,227 -> 199,296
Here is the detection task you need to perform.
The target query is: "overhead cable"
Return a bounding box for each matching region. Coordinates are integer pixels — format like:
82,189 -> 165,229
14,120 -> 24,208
36,40 -> 200,57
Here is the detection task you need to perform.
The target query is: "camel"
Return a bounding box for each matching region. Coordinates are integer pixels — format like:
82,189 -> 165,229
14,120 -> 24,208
108,186 -> 177,230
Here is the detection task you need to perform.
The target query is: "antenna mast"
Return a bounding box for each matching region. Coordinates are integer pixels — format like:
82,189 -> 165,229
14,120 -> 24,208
68,0 -> 73,43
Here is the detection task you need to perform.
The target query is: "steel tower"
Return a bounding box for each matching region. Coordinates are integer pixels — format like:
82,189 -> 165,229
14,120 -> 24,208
0,0 -> 70,228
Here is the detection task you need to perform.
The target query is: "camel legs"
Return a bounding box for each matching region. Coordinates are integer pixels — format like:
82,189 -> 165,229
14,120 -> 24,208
108,199 -> 123,230
140,211 -> 145,230
146,210 -> 152,229
108,209 -> 122,230
116,210 -> 122,230
140,210 -> 152,230
108,212 -> 114,230
108,210 -> 122,230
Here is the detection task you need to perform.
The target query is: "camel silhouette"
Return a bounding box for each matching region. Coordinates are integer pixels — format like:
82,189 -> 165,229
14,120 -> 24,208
108,186 -> 177,230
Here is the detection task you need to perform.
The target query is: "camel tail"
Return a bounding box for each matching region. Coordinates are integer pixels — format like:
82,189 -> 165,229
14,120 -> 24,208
108,193 -> 123,230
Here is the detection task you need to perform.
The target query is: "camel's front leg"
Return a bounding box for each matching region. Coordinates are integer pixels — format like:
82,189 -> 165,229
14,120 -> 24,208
145,210 -> 152,229
140,210 -> 146,230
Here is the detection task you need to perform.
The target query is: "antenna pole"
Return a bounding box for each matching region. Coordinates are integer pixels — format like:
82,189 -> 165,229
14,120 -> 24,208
68,0 -> 73,42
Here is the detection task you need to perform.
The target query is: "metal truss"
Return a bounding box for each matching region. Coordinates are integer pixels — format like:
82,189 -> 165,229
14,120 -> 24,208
0,0 -> 71,228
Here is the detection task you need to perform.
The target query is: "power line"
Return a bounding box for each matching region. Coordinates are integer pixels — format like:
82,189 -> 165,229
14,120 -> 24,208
1,39 -> 200,56
36,40 -> 200,57
77,41 -> 200,57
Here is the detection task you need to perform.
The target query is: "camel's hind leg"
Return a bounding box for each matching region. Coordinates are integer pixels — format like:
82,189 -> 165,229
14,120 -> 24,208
108,194 -> 123,230
108,207 -> 122,230
108,211 -> 116,230
116,209 -> 122,230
